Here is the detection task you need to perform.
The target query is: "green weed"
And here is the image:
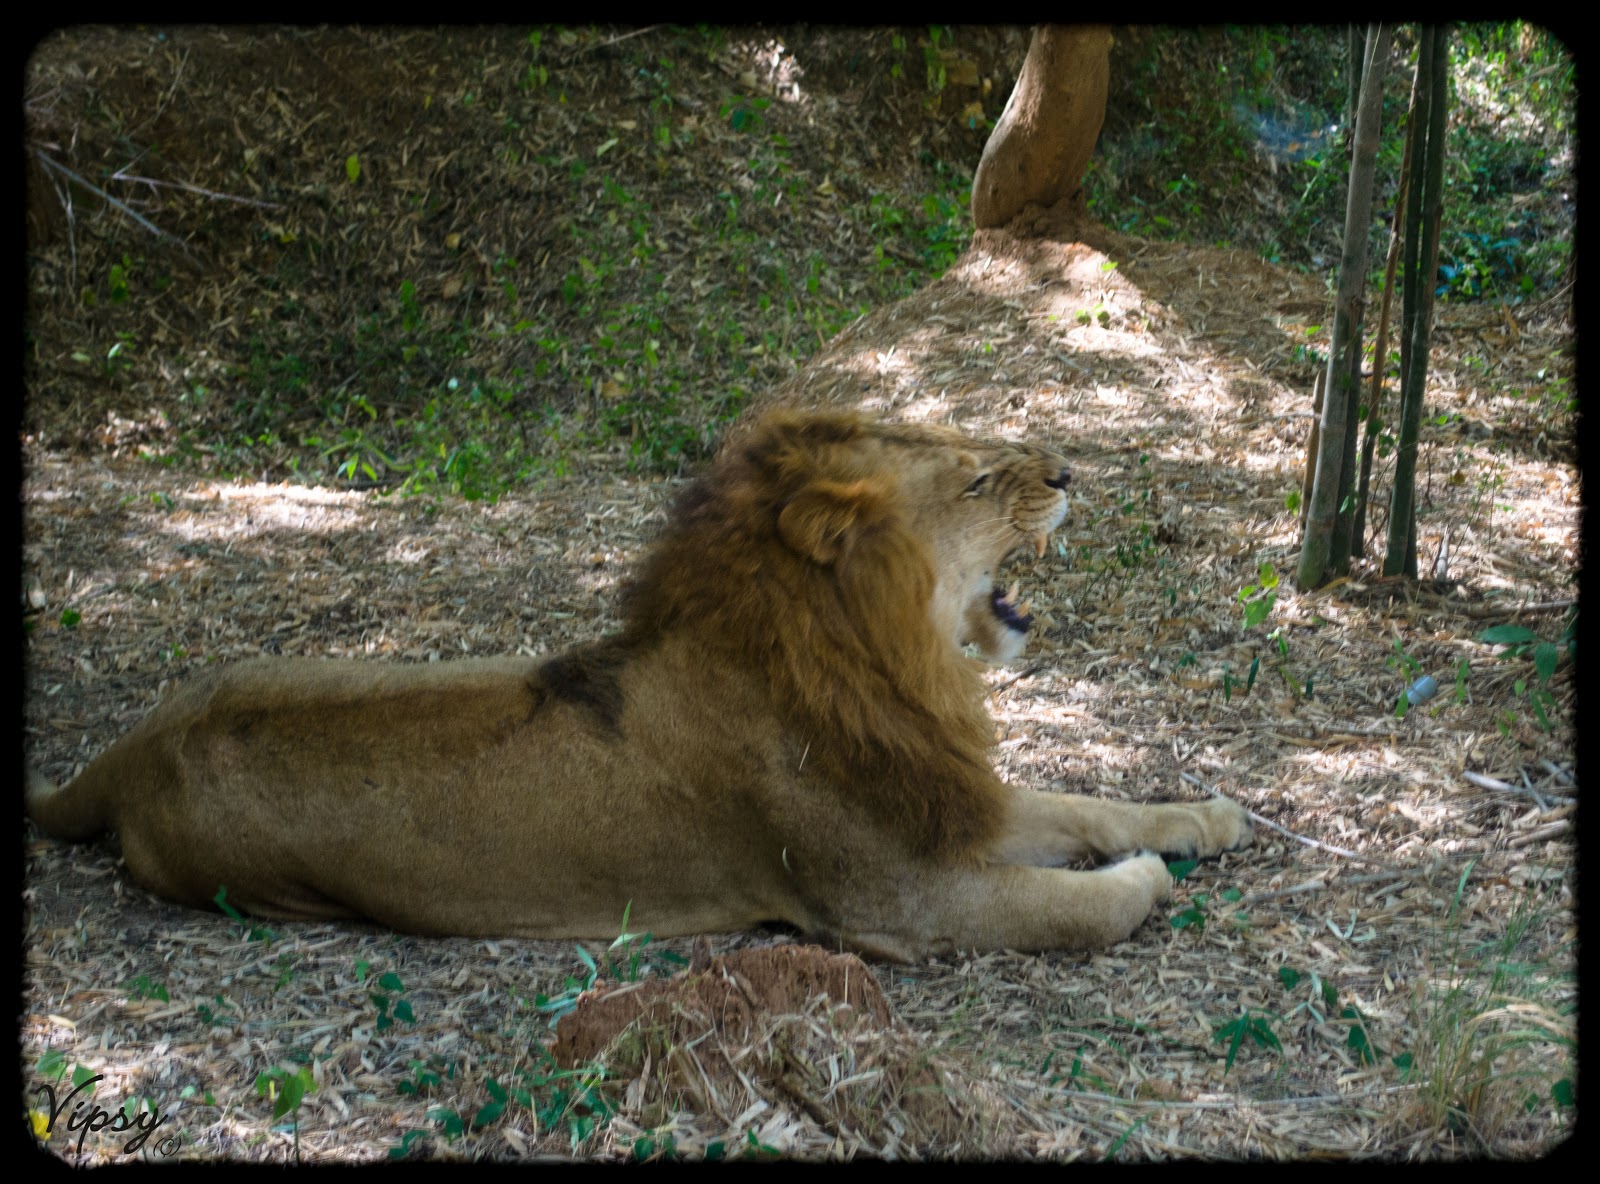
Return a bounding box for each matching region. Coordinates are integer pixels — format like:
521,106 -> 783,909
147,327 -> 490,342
255,1065 -> 317,1161
1396,862 -> 1575,1149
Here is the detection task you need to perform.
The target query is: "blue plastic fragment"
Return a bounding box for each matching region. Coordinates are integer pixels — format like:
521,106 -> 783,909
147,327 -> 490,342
1404,675 -> 1439,706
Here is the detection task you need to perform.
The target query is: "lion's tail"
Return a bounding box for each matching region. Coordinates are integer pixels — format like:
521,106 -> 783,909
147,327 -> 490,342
27,765 -> 109,842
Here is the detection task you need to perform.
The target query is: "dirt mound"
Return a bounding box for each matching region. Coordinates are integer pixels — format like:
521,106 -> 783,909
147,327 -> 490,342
552,944 -> 1007,1157
552,944 -> 890,1065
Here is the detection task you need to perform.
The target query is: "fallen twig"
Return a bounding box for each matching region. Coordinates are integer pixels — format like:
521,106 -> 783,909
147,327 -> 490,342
1041,1081 -> 1419,1111
1461,769 -> 1571,807
569,24 -> 665,55
34,150 -> 191,251
1507,819 -> 1572,848
988,664 -> 1043,696
1239,870 -> 1410,905
1179,771 -> 1406,872
1538,758 -> 1574,786
109,169 -> 283,210
1450,596 -> 1577,619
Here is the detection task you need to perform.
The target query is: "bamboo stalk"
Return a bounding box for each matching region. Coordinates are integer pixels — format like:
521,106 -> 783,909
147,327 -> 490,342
1384,26 -> 1449,577
1352,61 -> 1421,560
1297,23 -> 1391,590
1299,369 -> 1325,533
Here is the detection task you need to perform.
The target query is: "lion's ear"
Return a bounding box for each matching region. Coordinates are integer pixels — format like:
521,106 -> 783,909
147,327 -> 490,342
777,479 -> 891,565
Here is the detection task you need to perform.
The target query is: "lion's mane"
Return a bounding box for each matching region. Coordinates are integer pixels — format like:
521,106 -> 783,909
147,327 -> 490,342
620,411 -> 1008,861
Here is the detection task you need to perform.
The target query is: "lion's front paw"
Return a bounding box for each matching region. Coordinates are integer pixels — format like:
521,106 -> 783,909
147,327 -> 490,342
1202,797 -> 1254,855
1108,849 -> 1172,905
1148,798 -> 1254,860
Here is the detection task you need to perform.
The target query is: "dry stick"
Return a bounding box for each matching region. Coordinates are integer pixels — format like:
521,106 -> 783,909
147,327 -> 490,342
42,163 -> 79,292
1239,870 -> 1406,905
1507,820 -> 1572,848
1418,597 -> 1574,620
571,24 -> 665,55
989,664 -> 1043,695
1044,1082 -> 1418,1111
1178,772 -> 1405,872
1519,766 -> 1547,810
1461,769 -> 1571,807
34,150 -> 191,251
1538,758 -> 1574,786
108,169 -> 284,210
1454,597 -> 1578,618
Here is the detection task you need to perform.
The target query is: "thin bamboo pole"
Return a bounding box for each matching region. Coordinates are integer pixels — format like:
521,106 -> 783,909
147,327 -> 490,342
1296,24 -> 1392,589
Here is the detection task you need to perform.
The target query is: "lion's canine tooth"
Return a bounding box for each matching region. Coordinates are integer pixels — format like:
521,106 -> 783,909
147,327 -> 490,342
1018,599 -> 1033,618
1032,532 -> 1048,558
1005,581 -> 1020,605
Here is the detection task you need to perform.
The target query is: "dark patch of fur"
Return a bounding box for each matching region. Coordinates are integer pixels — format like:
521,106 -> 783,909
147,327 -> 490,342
536,638 -> 636,735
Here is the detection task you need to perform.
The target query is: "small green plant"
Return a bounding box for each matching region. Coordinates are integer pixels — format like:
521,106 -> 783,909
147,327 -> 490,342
35,1048 -> 95,1090
1480,614 -> 1573,733
256,1064 -> 317,1160
125,975 -> 169,1002
104,332 -> 138,378
195,993 -> 238,1026
1169,864 -> 1247,933
1212,1009 -> 1283,1072
396,1057 -> 455,1097
270,951 -> 298,992
1038,1044 -> 1114,1092
1279,965 -> 1341,1026
1341,1004 -> 1382,1066
1167,860 -> 1204,929
213,886 -> 277,943
424,1048 -> 616,1150
534,945 -> 600,1025
1387,635 -> 1423,718
389,1129 -> 429,1160
1103,1116 -> 1149,1161
107,255 -> 134,304
369,972 -> 416,1032
1237,561 -> 1278,630
631,1131 -> 679,1162
742,1127 -> 782,1158
604,901 -> 688,982
59,608 -> 81,629
719,93 -> 769,133
1170,895 -> 1208,931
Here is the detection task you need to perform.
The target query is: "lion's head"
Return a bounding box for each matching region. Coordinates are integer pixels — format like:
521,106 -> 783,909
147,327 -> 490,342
621,410 -> 1071,860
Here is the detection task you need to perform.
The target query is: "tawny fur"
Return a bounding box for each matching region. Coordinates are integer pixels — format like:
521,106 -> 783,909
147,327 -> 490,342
28,409 -> 1252,959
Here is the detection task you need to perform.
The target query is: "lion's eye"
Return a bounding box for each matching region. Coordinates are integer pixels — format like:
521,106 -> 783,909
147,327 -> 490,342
964,473 -> 991,497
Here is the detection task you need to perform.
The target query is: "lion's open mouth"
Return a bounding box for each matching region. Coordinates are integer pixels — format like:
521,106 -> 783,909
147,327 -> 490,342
990,581 -> 1033,633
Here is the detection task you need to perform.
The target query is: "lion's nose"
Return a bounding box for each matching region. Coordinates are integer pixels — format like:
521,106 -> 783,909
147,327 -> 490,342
1044,468 -> 1070,490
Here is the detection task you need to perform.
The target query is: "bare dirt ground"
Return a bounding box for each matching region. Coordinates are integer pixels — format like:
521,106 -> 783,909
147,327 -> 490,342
24,26 -> 1575,1164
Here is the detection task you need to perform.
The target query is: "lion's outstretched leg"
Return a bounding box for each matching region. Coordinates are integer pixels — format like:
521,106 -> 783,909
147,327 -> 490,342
845,855 -> 1175,958
992,789 -> 1253,867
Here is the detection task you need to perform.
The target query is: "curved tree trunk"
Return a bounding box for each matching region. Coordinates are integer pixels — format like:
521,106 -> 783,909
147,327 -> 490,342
971,25 -> 1112,229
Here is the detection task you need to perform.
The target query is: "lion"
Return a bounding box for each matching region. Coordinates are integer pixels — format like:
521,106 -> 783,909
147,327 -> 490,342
27,409 -> 1251,960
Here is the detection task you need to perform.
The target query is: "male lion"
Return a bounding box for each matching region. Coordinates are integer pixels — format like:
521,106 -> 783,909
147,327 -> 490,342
28,410 -> 1250,960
